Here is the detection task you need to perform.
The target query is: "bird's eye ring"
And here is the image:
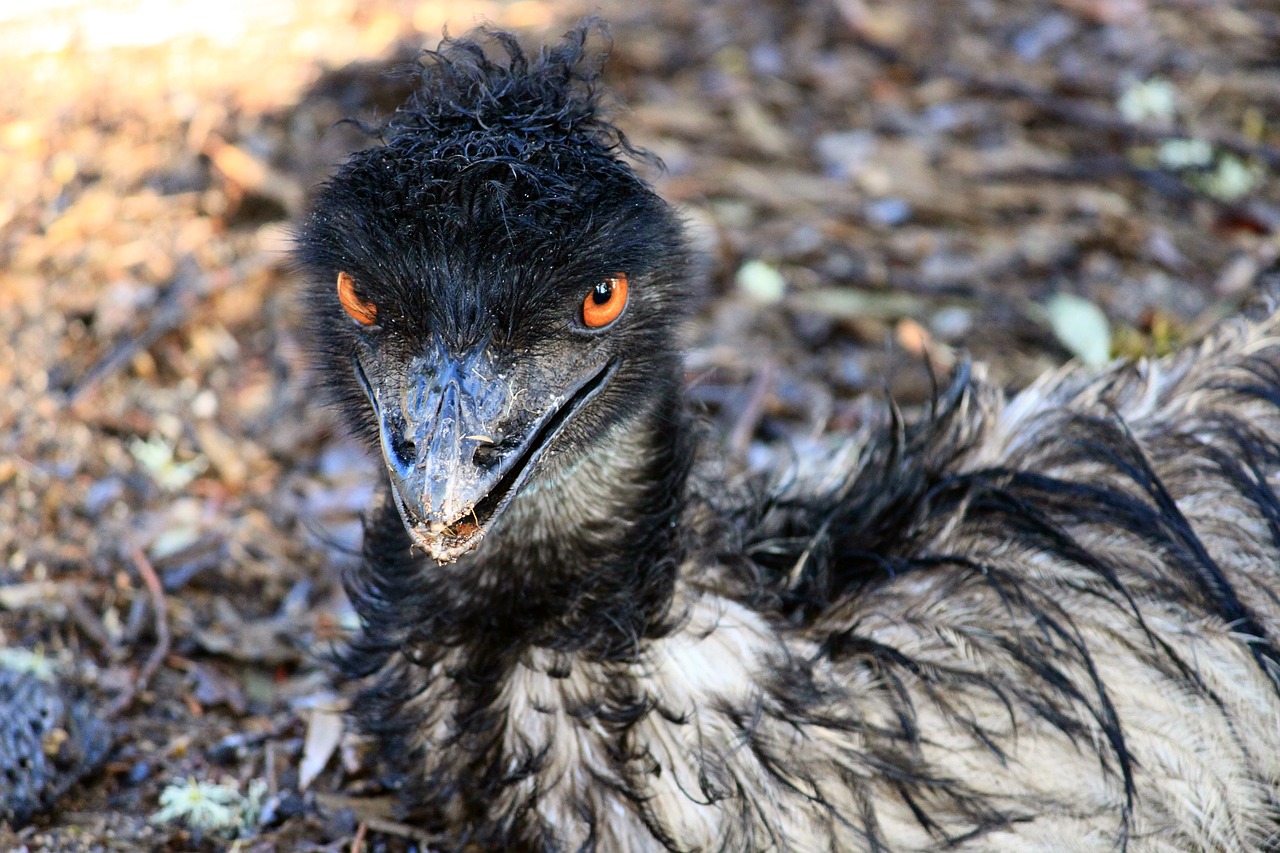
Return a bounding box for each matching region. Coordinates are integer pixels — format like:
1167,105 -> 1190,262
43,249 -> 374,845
582,273 -> 628,329
337,271 -> 378,326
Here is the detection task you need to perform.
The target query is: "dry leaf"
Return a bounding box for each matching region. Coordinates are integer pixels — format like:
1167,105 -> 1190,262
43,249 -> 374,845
299,704 -> 344,791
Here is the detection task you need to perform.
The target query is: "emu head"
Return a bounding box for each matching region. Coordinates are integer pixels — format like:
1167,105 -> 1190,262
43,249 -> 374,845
295,26 -> 692,563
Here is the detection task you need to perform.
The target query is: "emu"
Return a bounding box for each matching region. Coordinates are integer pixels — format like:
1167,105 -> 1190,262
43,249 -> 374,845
295,24 -> 1280,852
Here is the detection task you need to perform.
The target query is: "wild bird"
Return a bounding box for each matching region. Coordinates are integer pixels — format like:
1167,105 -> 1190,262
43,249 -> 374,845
294,24 -> 1280,853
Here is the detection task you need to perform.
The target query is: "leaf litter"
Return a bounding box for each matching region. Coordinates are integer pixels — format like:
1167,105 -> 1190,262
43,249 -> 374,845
1,0 -> 1277,848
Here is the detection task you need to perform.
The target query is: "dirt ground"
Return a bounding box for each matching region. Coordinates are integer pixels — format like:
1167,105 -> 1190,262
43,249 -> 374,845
1,0 -> 1278,849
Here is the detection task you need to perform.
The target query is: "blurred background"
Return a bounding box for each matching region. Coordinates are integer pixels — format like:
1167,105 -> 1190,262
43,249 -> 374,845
1,0 -> 1278,848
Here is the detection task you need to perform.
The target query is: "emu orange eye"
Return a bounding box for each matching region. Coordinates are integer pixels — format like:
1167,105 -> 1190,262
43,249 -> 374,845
337,271 -> 377,326
582,273 -> 628,328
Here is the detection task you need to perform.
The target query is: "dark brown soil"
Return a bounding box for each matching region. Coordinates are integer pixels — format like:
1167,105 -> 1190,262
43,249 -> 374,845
1,0 -> 1277,849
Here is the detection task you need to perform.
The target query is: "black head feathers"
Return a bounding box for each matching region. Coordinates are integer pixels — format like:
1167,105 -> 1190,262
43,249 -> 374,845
323,19 -> 647,226
295,21 -> 688,359
294,22 -> 692,466
385,21 -> 638,169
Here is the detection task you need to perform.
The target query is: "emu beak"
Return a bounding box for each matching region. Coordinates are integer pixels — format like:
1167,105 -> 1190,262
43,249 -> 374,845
357,344 -> 616,564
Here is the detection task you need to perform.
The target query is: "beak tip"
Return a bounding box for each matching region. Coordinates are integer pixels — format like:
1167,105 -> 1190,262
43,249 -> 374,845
389,479 -> 487,563
408,518 -> 485,564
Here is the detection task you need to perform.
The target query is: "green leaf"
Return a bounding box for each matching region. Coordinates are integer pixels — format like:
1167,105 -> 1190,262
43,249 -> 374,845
735,260 -> 787,304
1045,294 -> 1111,367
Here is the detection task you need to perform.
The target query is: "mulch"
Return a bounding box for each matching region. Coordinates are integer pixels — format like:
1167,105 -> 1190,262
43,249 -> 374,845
1,0 -> 1276,848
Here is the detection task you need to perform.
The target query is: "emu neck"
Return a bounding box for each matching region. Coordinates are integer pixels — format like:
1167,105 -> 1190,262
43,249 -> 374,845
419,390 -> 693,658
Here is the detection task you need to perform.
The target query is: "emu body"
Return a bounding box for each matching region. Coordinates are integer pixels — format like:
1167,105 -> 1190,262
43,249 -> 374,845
296,26 -> 1280,852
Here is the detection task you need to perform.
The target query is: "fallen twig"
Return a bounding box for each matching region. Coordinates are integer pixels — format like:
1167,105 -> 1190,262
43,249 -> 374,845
64,259 -> 205,403
63,254 -> 265,404
204,134 -> 305,214
104,546 -> 171,718
950,67 -> 1280,170
728,362 -> 777,458
63,592 -> 116,653
360,817 -> 435,844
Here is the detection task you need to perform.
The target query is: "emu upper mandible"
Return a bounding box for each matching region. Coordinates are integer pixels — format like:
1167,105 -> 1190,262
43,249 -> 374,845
294,24 -> 1280,853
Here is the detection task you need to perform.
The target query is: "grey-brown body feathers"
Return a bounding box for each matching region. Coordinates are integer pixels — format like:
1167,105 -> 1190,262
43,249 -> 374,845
343,302 -> 1280,852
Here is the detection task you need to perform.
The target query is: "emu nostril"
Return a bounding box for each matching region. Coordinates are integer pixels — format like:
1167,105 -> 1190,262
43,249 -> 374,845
396,436 -> 417,466
470,434 -> 501,468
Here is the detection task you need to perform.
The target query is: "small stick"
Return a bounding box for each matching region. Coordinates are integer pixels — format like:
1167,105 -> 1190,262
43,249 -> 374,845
950,67 -> 1280,170
350,822 -> 368,853
104,546 -> 172,718
130,546 -> 170,693
65,254 -> 264,404
63,591 -> 115,652
728,362 -> 777,458
64,261 -> 204,403
360,817 -> 434,843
